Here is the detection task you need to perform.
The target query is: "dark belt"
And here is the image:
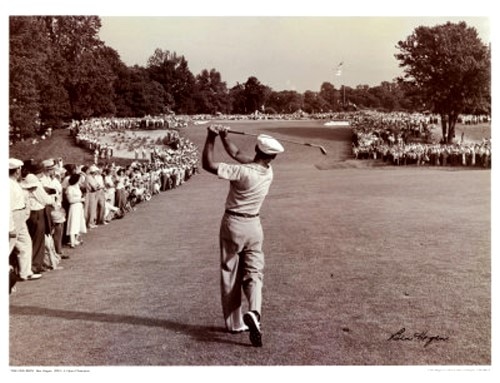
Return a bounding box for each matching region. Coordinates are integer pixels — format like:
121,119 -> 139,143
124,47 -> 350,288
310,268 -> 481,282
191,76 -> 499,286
225,209 -> 259,218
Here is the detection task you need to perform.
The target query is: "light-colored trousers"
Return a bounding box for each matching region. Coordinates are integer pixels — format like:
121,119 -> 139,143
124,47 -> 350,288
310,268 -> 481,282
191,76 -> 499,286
86,191 -> 104,225
219,213 -> 264,332
85,191 -> 96,226
11,209 -> 34,279
95,190 -> 106,224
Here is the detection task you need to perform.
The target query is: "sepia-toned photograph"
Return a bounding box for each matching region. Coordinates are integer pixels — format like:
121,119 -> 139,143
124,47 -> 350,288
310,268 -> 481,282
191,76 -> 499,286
4,1 -> 494,381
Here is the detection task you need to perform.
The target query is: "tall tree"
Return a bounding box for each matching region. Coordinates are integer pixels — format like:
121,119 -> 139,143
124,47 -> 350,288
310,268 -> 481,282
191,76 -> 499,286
229,83 -> 246,114
243,76 -> 269,114
303,91 -> 328,114
396,81 -> 425,112
43,16 -> 117,119
266,90 -> 303,113
194,68 -> 231,114
173,56 -> 196,114
38,70 -> 72,129
114,65 -> 167,117
147,49 -> 196,114
37,20 -> 72,129
319,82 -> 337,112
9,16 -> 50,138
368,81 -> 400,111
395,21 -> 490,143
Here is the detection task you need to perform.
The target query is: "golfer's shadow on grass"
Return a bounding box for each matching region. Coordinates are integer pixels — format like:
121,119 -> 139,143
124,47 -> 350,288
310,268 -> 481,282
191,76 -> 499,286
10,305 -> 251,347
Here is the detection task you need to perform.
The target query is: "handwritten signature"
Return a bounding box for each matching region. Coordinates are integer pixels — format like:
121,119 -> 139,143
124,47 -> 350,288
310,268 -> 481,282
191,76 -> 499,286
387,327 -> 449,347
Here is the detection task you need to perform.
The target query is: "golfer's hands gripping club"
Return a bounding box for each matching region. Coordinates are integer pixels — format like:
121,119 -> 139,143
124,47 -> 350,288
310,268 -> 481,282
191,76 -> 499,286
207,124 -> 230,137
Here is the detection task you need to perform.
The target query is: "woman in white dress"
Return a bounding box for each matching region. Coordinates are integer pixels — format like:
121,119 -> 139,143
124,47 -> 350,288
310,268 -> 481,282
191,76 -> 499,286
65,174 -> 87,248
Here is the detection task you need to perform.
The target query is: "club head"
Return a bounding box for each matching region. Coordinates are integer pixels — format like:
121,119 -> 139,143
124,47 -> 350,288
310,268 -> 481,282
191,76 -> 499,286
319,146 -> 327,155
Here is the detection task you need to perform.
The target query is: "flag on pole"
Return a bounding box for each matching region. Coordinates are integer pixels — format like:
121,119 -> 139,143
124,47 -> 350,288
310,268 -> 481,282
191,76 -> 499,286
335,62 -> 343,76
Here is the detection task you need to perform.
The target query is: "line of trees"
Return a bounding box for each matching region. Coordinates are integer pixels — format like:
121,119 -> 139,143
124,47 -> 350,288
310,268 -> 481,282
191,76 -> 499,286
10,16 -> 490,143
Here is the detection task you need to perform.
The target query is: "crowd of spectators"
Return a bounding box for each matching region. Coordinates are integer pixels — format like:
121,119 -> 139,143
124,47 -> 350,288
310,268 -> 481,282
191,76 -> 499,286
190,110 -> 356,121
350,111 -> 491,168
9,120 -> 199,293
69,116 -> 187,162
70,115 -> 189,132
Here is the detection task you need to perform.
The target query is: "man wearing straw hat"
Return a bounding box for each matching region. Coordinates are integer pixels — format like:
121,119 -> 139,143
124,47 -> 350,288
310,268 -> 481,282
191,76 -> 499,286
202,125 -> 284,347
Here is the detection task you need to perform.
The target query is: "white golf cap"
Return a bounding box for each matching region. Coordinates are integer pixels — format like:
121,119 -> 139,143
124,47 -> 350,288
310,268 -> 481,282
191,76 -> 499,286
20,173 -> 40,189
9,158 -> 24,169
257,134 -> 284,155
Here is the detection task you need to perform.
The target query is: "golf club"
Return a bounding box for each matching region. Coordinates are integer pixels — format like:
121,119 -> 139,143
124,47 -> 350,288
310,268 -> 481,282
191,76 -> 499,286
226,129 -> 328,155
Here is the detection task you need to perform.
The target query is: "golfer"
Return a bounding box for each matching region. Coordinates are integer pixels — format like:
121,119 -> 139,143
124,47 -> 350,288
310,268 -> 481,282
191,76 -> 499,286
202,125 -> 284,347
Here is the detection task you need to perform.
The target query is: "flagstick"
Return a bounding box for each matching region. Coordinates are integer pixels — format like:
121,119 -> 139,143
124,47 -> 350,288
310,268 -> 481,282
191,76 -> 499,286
335,61 -> 344,110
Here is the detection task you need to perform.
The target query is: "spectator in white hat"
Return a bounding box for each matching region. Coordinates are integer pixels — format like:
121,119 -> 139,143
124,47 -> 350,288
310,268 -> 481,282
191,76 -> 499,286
22,173 -> 56,274
40,158 -> 66,256
9,159 -> 42,281
39,159 -> 58,192
202,125 -> 284,347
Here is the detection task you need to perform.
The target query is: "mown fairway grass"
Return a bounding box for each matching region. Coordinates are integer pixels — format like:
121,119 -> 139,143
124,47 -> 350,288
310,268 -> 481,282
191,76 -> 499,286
9,120 -> 490,367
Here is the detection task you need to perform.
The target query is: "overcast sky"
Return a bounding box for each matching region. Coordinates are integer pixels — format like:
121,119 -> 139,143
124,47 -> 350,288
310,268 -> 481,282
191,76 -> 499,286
98,16 -> 490,93
3,1 -> 493,93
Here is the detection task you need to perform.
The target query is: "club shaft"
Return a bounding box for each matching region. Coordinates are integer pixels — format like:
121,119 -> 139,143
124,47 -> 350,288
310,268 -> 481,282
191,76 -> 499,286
227,130 -> 324,149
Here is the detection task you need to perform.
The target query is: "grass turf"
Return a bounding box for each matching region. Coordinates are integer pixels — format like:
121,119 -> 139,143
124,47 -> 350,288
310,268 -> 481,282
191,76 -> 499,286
8,120 -> 491,367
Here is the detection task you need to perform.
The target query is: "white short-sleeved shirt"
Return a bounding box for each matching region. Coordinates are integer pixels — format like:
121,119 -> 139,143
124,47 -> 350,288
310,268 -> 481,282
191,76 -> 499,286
10,178 -> 26,211
217,163 -> 273,215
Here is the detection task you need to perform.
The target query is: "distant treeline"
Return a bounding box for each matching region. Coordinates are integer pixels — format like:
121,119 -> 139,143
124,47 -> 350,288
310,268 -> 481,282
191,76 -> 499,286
8,16 -> 485,139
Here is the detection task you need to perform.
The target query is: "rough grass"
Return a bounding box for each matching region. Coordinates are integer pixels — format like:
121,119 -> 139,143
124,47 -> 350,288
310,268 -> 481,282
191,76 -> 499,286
9,129 -> 93,165
8,120 -> 491,370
